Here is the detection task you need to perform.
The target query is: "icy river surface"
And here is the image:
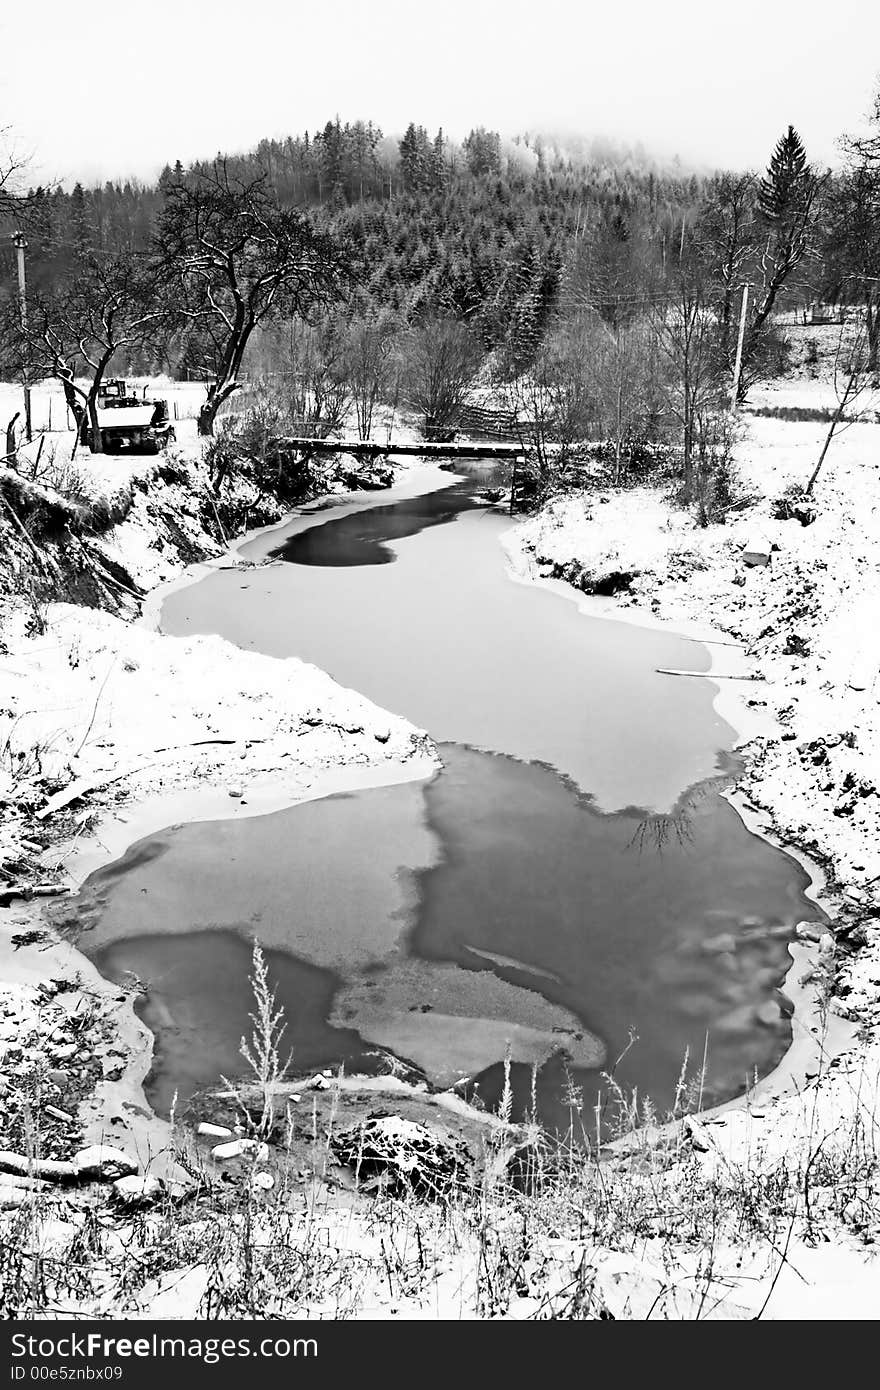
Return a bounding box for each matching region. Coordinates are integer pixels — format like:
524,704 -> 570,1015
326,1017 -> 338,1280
80,467 -> 820,1127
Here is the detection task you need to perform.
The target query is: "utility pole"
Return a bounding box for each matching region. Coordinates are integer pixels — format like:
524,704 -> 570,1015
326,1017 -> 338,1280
730,283 -> 749,409
12,232 -> 32,443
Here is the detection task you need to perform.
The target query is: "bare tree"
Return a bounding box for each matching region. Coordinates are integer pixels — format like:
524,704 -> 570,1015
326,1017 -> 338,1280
502,315 -> 597,496
827,97 -> 880,371
655,260 -> 727,501
0,125 -> 30,214
696,172 -> 757,366
823,168 -> 880,372
281,318 -> 350,438
805,325 -> 874,496
584,315 -> 663,484
20,251 -> 164,452
344,314 -> 398,440
691,402 -> 739,527
399,317 -> 483,436
156,163 -> 351,436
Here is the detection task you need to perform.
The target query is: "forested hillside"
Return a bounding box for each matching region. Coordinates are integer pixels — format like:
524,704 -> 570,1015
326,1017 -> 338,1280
2,122 -> 710,362
1,110 -> 878,528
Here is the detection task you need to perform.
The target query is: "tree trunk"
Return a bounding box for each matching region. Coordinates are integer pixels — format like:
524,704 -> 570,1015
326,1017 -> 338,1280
805,388 -> 851,496
198,400 -> 217,437
86,395 -> 104,453
614,381 -> 623,485
682,368 -> 694,498
200,344 -> 249,436
866,295 -> 879,374
683,426 -> 693,498
5,412 -> 20,464
59,375 -> 85,435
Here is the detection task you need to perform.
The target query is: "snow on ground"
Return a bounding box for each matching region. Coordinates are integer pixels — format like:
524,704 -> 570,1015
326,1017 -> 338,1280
510,402 -> 880,903
0,602 -> 436,885
504,375 -> 880,1311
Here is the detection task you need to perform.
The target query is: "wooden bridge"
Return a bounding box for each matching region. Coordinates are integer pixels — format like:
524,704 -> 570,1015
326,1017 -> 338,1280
279,436 -> 524,460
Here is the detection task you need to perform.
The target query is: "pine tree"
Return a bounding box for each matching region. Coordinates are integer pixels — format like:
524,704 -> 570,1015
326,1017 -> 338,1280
69,182 -> 90,250
398,123 -> 431,192
737,125 -> 820,396
758,125 -> 810,227
463,127 -> 501,178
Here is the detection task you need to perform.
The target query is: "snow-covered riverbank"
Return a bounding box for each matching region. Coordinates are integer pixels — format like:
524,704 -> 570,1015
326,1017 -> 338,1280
0,445 -> 444,1193
500,382 -> 880,1312
507,393 -> 880,1009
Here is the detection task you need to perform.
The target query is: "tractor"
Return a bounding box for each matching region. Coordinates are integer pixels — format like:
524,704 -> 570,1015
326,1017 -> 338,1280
87,380 -> 176,454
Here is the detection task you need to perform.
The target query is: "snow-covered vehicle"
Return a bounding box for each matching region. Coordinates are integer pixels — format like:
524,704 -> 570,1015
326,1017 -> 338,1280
89,380 -> 176,454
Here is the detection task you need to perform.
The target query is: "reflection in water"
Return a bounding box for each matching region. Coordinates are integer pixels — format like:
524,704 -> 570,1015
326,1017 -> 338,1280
626,773 -> 725,855
76,744 -> 820,1127
270,482 -> 482,566
412,745 -> 814,1128
93,931 -> 378,1114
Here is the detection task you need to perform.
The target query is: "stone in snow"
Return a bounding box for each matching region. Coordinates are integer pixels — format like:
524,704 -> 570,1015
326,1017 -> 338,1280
331,1115 -> 471,1195
684,1117 -> 712,1153
112,1175 -> 164,1207
44,1104 -> 73,1123
795,920 -> 823,943
742,534 -> 773,567
197,1122 -> 233,1139
211,1138 -> 270,1162
73,1145 -> 138,1180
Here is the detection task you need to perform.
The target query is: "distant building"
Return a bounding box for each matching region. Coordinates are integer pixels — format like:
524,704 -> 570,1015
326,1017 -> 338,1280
802,302 -> 846,325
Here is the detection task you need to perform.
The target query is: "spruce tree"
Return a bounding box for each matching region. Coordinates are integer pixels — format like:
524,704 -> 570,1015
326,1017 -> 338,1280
758,125 -> 810,227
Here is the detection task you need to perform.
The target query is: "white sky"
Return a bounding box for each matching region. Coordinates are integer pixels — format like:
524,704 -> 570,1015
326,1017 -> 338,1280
3,0 -> 879,186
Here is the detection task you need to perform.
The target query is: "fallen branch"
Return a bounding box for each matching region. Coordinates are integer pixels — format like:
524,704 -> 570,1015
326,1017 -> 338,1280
655,667 -> 761,680
36,737 -> 269,819
0,489 -> 44,566
203,484 -> 229,547
74,536 -> 145,602
73,659 -> 117,758
0,885 -> 68,905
